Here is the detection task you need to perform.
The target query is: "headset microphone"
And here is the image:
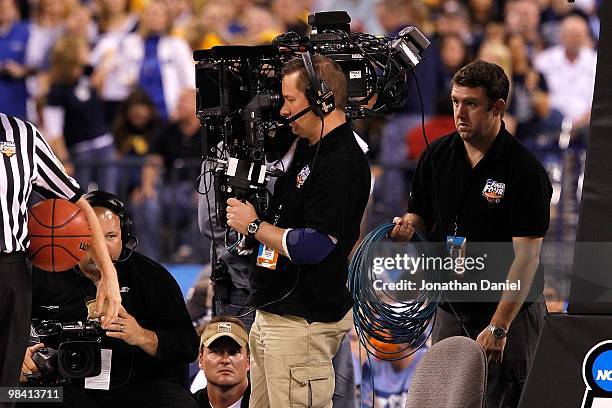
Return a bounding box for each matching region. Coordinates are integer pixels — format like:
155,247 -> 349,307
284,105 -> 315,124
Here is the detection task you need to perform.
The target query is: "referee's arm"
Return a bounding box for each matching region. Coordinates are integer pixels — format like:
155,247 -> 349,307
75,197 -> 122,326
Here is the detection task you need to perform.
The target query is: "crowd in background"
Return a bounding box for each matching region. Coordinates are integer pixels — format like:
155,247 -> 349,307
2,0 -> 600,405
1,0 -> 598,261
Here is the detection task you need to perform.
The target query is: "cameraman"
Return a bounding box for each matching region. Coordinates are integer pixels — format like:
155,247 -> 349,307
226,54 -> 371,407
21,191 -> 199,408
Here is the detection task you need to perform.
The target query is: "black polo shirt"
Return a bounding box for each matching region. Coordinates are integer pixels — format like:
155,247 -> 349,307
408,122 -> 552,316
248,121 -> 371,323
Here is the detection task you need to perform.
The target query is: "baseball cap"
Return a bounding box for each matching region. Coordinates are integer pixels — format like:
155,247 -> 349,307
200,321 -> 249,348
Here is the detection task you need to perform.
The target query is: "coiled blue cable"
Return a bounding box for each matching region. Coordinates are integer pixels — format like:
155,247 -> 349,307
348,223 -> 440,361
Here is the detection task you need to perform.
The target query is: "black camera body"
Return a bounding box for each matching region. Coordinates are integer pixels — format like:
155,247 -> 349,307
27,319 -> 104,385
194,11 -> 429,232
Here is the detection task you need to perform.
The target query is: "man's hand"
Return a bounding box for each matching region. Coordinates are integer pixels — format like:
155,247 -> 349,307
226,198 -> 258,236
3,60 -> 28,79
389,216 -> 416,242
105,307 -> 158,356
476,327 -> 506,364
95,273 -> 121,328
20,343 -> 45,383
105,306 -> 146,345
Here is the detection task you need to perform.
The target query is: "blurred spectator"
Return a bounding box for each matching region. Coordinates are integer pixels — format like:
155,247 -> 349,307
65,4 -> 97,44
467,0 -> 502,40
436,0 -> 477,52
360,336 -> 427,408
28,0 -> 67,70
271,0 -> 308,36
184,1 -> 236,50
186,264 -> 213,327
168,0 -> 194,38
131,88 -> 201,260
534,14 -> 596,139
377,0 -> 432,36
478,40 -> 512,77
477,40 -> 514,131
26,0 -> 67,112
90,0 -> 139,123
312,0 -> 384,34
540,0 -> 571,47
96,0 -> 139,35
113,88 -> 161,156
234,5 -> 283,45
439,32 -> 472,103
505,0 -> 544,56
43,35 -> 118,192
417,32 -> 470,163
0,0 -> 36,120
112,88 -> 162,192
482,20 -> 506,44
116,0 -> 195,121
506,32 -> 561,141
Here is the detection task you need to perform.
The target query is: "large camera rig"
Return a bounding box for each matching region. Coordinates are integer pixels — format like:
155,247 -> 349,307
26,319 -> 104,385
195,11 -> 430,234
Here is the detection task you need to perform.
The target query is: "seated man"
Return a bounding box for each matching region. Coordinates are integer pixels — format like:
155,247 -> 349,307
193,317 -> 250,408
20,190 -> 199,408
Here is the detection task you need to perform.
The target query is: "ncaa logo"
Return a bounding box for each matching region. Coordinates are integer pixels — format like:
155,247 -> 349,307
582,340 -> 612,407
592,352 -> 612,391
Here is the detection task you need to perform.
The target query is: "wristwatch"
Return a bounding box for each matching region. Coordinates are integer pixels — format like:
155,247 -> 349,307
487,324 -> 508,340
247,218 -> 262,237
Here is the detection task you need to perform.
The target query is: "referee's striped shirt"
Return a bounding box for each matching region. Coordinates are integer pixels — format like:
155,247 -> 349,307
0,113 -> 83,253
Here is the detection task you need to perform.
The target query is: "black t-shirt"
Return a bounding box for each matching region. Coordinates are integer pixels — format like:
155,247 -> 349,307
46,77 -> 109,147
150,123 -> 201,182
31,252 -> 199,388
408,122 -> 552,318
248,122 -> 371,322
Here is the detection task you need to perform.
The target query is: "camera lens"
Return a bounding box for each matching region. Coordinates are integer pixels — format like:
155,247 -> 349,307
58,342 -> 102,378
65,350 -> 89,371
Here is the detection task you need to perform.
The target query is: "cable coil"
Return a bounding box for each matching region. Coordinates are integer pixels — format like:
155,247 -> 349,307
349,223 -> 440,360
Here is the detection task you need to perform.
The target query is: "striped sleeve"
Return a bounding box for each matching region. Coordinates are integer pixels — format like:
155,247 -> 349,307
31,124 -> 83,202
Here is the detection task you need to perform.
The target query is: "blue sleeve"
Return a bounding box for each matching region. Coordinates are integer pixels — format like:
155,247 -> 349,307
283,228 -> 336,265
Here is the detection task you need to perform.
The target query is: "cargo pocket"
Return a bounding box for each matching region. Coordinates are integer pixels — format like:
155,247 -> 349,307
289,363 -> 333,408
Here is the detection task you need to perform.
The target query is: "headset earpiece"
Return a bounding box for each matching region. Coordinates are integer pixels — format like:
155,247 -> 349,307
301,51 -> 335,118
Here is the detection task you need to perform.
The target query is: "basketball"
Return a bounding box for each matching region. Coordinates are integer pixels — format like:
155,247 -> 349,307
27,199 -> 93,272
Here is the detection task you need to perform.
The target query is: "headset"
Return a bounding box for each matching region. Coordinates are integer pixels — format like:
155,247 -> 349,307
283,51 -> 336,124
302,51 -> 335,118
83,190 -> 139,261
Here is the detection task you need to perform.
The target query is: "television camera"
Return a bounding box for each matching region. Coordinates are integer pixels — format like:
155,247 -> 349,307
25,318 -> 104,385
195,11 -> 430,243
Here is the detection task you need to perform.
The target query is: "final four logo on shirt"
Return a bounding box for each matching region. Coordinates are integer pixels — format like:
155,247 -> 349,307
482,178 -> 505,203
0,141 -> 16,158
296,165 -> 311,189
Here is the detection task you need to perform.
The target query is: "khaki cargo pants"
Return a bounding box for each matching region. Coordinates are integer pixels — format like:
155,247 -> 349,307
249,309 -> 353,408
